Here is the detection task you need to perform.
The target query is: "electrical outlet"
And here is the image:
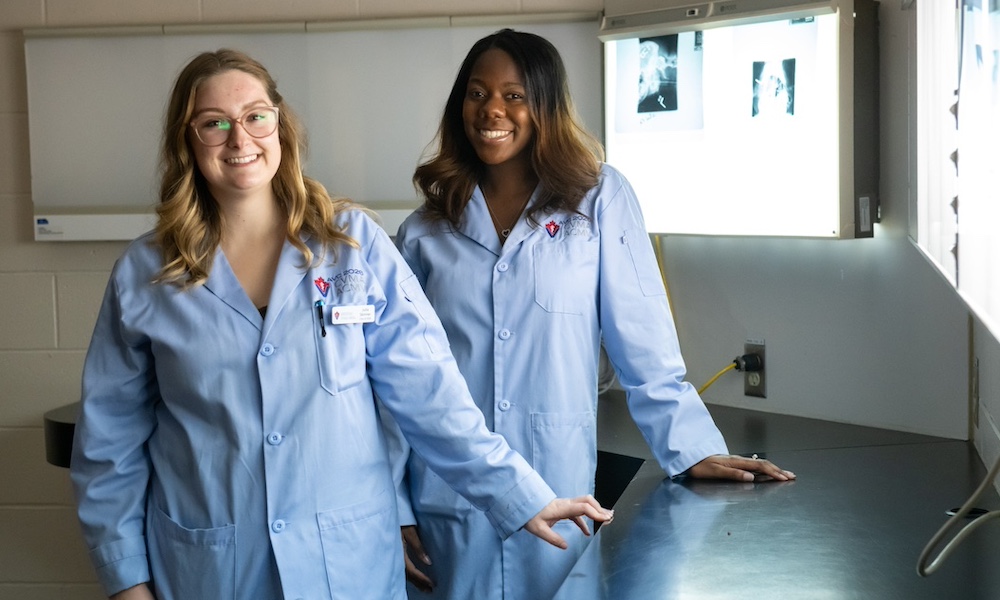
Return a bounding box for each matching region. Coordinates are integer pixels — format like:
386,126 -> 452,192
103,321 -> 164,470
744,339 -> 766,398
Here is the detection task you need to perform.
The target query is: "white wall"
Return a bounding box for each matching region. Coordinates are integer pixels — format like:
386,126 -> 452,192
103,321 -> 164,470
0,1 -> 986,597
647,4 -> 969,440
973,317 -> 1000,493
663,233 -> 968,437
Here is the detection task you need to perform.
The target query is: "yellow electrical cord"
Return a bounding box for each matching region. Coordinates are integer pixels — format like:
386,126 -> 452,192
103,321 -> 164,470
652,233 -> 676,317
653,233 -> 734,397
698,362 -> 736,395
654,232 -> 726,396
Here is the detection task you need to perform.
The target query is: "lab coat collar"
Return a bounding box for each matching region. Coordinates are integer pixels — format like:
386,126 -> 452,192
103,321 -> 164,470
201,237 -> 310,334
264,236 -> 312,330
459,185 -> 540,256
202,248 -> 266,331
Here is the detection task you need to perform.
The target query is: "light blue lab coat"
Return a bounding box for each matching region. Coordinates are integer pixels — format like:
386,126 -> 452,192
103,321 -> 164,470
70,210 -> 555,600
393,164 -> 729,600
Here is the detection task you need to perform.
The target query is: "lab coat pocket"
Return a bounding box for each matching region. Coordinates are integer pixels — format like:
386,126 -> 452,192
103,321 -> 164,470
530,412 -> 597,498
148,506 -> 236,600
533,241 -> 598,315
318,490 -> 403,600
313,306 -> 367,395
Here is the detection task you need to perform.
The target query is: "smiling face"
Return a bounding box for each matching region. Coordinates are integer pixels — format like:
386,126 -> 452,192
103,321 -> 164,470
462,48 -> 535,171
190,69 -> 281,204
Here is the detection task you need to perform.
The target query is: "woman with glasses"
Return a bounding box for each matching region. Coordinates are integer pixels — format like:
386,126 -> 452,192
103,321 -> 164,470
69,49 -> 612,600
389,30 -> 796,600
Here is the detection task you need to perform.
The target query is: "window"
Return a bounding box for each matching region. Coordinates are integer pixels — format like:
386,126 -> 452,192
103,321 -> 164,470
916,1 -> 1000,335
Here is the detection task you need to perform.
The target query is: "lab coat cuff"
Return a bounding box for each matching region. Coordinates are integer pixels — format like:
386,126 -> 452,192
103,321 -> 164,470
397,500 -> 416,527
484,470 -> 557,540
663,439 -> 730,478
90,536 -> 150,596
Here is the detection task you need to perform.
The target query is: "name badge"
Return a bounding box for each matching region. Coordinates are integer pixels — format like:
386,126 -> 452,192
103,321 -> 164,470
329,304 -> 375,325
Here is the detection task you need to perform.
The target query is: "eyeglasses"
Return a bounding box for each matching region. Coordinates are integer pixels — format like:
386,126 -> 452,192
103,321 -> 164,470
189,106 -> 280,146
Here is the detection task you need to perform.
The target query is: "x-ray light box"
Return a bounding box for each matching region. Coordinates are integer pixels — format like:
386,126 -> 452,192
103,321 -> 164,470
600,0 -> 878,238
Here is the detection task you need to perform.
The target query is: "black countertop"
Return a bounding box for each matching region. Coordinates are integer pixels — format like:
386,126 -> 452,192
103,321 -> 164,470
563,391 -> 1000,599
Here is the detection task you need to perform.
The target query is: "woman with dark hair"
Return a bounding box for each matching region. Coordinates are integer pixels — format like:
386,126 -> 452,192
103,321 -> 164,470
392,29 -> 795,599
69,48 -> 611,600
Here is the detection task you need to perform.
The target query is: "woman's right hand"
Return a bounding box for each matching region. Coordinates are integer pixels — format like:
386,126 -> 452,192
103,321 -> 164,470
110,583 -> 155,600
523,495 -> 614,549
402,525 -> 435,593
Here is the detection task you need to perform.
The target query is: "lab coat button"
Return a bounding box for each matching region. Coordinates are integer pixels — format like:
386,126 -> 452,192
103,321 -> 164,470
498,329 -> 511,340
497,262 -> 509,272
260,343 -> 275,356
498,400 -> 511,411
267,432 -> 283,445
271,519 -> 286,533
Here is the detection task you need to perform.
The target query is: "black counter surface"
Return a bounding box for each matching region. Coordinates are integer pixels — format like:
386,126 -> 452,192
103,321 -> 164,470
565,392 -> 1000,599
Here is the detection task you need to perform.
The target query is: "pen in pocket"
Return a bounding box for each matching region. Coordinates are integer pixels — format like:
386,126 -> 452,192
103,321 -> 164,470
315,300 -> 327,337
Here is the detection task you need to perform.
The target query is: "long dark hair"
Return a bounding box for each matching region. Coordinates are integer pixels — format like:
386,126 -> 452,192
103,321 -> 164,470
413,29 -> 603,227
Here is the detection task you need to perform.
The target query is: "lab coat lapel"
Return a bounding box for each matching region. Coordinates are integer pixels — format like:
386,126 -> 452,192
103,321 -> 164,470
262,237 -> 310,331
496,186 -> 540,252
457,185 -> 541,256
202,248 -> 264,330
457,187 -> 502,257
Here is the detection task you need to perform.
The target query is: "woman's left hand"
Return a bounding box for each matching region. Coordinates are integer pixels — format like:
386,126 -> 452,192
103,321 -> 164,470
524,495 -> 614,549
687,454 -> 796,482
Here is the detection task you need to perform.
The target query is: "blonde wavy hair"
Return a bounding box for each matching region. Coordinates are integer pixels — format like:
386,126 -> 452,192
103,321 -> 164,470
154,49 -> 358,287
